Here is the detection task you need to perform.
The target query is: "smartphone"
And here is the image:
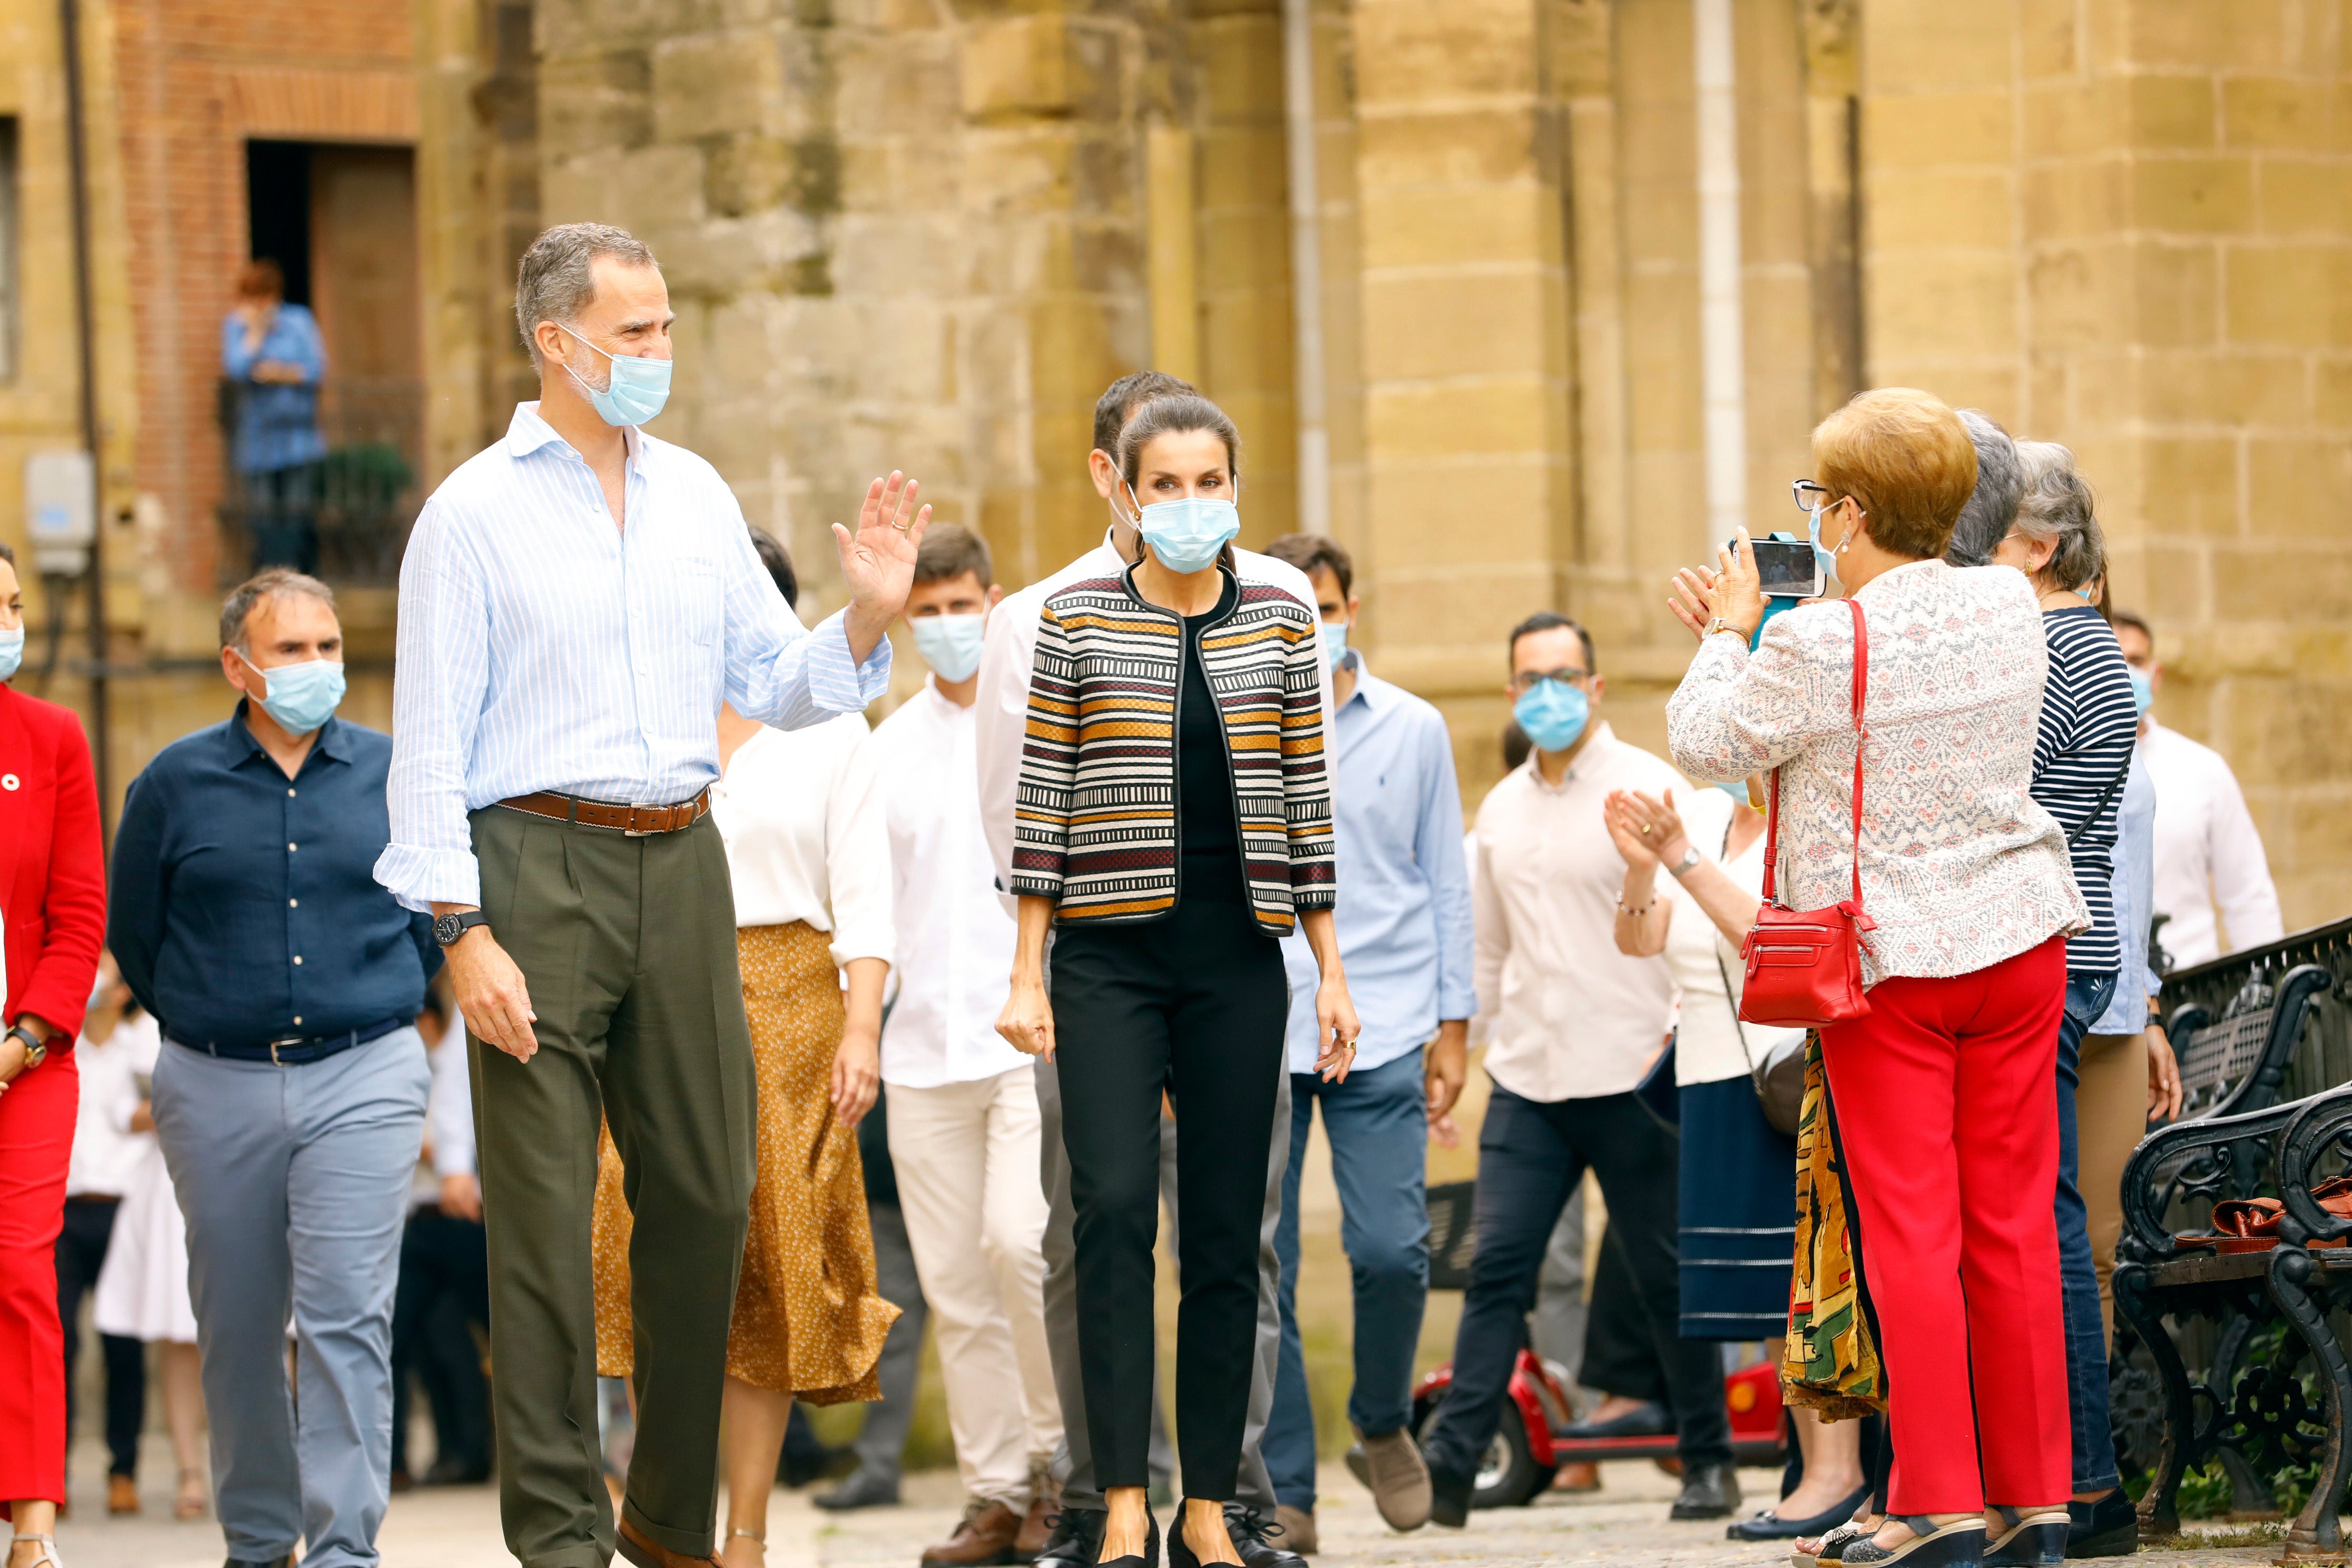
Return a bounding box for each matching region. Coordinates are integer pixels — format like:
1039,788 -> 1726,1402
1738,537 -> 1824,600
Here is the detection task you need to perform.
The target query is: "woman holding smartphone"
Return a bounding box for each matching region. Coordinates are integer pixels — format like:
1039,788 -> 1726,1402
996,394 -> 1357,1568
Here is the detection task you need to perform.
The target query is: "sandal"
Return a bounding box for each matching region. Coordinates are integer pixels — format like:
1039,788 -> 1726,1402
1982,1505 -> 2069,1567
1842,1513 -> 1986,1566
1794,1517 -> 1879,1568
8,1536 -> 64,1568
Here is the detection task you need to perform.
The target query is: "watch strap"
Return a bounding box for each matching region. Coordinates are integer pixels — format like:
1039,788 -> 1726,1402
435,910 -> 492,946
7,1024 -> 47,1066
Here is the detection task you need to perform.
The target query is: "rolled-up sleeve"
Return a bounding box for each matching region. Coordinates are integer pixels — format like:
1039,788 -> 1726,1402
718,498 -> 890,728
823,727 -> 896,970
375,502 -> 493,912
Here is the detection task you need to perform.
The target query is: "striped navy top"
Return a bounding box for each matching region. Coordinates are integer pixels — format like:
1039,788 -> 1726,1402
2030,606 -> 2139,975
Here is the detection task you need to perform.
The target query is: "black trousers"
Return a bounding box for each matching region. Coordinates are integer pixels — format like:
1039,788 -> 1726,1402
1424,1085 -> 1732,1478
55,1195 -> 144,1478
1050,899 -> 1287,1500
391,1208 -> 493,1475
1577,1220 -> 1663,1402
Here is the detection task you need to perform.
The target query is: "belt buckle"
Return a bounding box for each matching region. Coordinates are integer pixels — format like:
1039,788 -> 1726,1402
267,1035 -> 304,1066
623,802 -> 661,837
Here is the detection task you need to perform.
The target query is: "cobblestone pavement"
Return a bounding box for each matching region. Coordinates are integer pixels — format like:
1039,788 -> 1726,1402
48,1446 -> 2292,1567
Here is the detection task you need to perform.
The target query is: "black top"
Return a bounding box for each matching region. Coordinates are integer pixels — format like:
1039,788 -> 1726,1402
1177,575 -> 1248,906
107,704 -> 441,1050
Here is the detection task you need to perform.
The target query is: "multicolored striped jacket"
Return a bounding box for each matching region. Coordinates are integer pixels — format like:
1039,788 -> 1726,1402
1012,564 -> 1335,934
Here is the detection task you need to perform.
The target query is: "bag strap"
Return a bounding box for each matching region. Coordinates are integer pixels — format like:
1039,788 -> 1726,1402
1845,597 -> 1867,907
1758,597 -> 1868,909
2065,752 -> 2131,849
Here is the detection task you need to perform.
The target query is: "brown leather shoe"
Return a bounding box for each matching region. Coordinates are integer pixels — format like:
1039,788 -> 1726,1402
922,1499 -> 1025,1566
1014,1476 -> 1057,1562
1552,1461 -> 1602,1492
107,1473 -> 141,1515
617,1514 -> 723,1568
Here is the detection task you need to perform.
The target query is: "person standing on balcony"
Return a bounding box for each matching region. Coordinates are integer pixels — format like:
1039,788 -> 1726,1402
222,260 -> 328,575
375,221 -> 925,1568
107,567 -> 440,1568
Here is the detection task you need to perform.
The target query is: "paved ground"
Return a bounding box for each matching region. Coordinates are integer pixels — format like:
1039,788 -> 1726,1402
45,1445 -> 2295,1568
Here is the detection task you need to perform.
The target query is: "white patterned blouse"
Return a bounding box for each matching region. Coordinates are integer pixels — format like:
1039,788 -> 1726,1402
1665,558 -> 2089,986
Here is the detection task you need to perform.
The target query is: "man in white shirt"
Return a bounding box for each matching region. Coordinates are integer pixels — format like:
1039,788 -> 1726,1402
866,524 -> 1062,1567
1422,613 -> 1737,1527
972,373 -> 1326,1568
2111,611 -> 2284,967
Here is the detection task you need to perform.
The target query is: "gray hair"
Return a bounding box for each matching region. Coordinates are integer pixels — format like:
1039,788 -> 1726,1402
1944,408 -> 2023,567
2012,440 -> 2105,592
513,223 -> 659,370
220,568 -> 337,652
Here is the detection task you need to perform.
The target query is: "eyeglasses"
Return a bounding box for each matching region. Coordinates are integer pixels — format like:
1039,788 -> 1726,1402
1508,667 -> 1591,696
1791,480 -> 1833,513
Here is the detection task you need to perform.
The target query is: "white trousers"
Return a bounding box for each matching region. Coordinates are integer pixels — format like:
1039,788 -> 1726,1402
886,1065 -> 1062,1507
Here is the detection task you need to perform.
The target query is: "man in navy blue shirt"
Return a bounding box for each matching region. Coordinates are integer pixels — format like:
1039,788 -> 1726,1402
110,569 -> 438,1568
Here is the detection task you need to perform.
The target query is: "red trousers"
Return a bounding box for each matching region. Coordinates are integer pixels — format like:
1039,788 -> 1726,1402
1820,934 -> 2069,1514
0,1051 -> 75,1510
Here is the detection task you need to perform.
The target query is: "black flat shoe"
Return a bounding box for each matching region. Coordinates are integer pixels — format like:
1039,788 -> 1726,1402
1099,1507 -> 1160,1568
1557,1399 -> 1673,1440
1670,1460 -> 1742,1521
2063,1492 -> 2135,1560
1728,1483 -> 1873,1541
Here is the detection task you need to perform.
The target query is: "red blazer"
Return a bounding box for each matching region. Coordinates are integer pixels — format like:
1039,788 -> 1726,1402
0,685 -> 105,1047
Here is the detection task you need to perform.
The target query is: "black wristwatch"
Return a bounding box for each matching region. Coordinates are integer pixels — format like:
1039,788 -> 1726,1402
433,910 -> 492,947
6,1023 -> 47,1069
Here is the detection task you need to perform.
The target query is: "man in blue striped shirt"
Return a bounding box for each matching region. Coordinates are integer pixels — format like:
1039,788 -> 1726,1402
375,222 -> 928,1568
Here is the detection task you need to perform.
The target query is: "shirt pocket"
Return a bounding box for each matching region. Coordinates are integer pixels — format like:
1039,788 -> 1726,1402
653,554 -> 724,649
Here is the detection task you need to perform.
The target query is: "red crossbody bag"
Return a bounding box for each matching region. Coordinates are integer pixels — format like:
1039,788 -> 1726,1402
1737,596 -> 1877,1029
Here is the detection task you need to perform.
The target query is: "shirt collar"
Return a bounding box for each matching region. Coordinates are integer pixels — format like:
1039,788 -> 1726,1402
1337,650 -> 1384,712
226,699 -> 349,771
1523,721 -> 1616,794
504,401 -> 644,468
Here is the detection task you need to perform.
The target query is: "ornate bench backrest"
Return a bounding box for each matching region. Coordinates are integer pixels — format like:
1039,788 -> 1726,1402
2166,965 -> 2333,1123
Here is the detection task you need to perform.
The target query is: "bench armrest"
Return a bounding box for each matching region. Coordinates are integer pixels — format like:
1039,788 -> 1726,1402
2278,1083 -> 2352,1247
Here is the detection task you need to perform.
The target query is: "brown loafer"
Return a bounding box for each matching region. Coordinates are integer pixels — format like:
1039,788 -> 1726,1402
618,1514 -> 723,1568
922,1499 -> 1025,1566
108,1473 -> 142,1515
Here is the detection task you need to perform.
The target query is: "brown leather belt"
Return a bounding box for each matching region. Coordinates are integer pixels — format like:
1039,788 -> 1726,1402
498,789 -> 712,836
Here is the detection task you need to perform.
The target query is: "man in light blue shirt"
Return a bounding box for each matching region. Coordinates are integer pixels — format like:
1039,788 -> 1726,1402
376,222 -> 926,1568
1262,534 -> 1473,1544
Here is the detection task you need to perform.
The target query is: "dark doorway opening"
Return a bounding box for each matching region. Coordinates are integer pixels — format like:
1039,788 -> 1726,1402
246,140 -> 313,306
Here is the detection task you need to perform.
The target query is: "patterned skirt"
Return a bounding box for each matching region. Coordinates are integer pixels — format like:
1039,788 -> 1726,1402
592,920 -> 897,1402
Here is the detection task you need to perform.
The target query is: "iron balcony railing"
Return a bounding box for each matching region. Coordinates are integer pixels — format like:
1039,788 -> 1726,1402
215,376 -> 425,587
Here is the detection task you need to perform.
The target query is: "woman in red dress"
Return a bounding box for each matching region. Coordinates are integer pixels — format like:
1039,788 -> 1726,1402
0,540 -> 108,1568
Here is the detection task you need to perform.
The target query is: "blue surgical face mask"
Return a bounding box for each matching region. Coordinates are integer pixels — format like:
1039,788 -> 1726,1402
1511,679 -> 1589,754
0,627 -> 21,682
239,650 -> 346,736
911,612 -> 986,683
1806,504 -> 1841,592
1716,779 -> 1752,805
1125,483 -> 1240,575
1320,620 -> 1349,671
2128,668 -> 2153,716
561,326 -> 673,427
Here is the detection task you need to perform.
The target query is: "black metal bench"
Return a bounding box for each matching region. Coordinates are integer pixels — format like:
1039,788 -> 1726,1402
2110,915 -> 2352,1561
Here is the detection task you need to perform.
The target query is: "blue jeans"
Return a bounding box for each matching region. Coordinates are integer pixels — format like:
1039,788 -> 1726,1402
2056,969 -> 2121,1494
1265,1051 -> 1431,1510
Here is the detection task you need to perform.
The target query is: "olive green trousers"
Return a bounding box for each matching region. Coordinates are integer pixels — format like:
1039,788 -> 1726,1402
468,806 -> 757,1568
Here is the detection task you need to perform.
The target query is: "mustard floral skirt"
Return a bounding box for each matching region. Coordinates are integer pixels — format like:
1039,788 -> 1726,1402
592,920 -> 897,1402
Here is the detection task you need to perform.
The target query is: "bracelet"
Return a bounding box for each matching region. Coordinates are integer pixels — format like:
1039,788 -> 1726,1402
1616,898 -> 1655,918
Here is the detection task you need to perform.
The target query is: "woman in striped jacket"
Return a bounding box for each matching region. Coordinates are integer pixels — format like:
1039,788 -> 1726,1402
995,394 -> 1359,1568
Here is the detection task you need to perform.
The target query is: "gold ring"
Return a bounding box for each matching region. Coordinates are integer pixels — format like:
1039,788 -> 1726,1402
1640,824 -> 1652,835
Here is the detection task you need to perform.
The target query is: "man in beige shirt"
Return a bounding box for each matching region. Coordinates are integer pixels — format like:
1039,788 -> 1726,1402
1422,612 -> 1738,1528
